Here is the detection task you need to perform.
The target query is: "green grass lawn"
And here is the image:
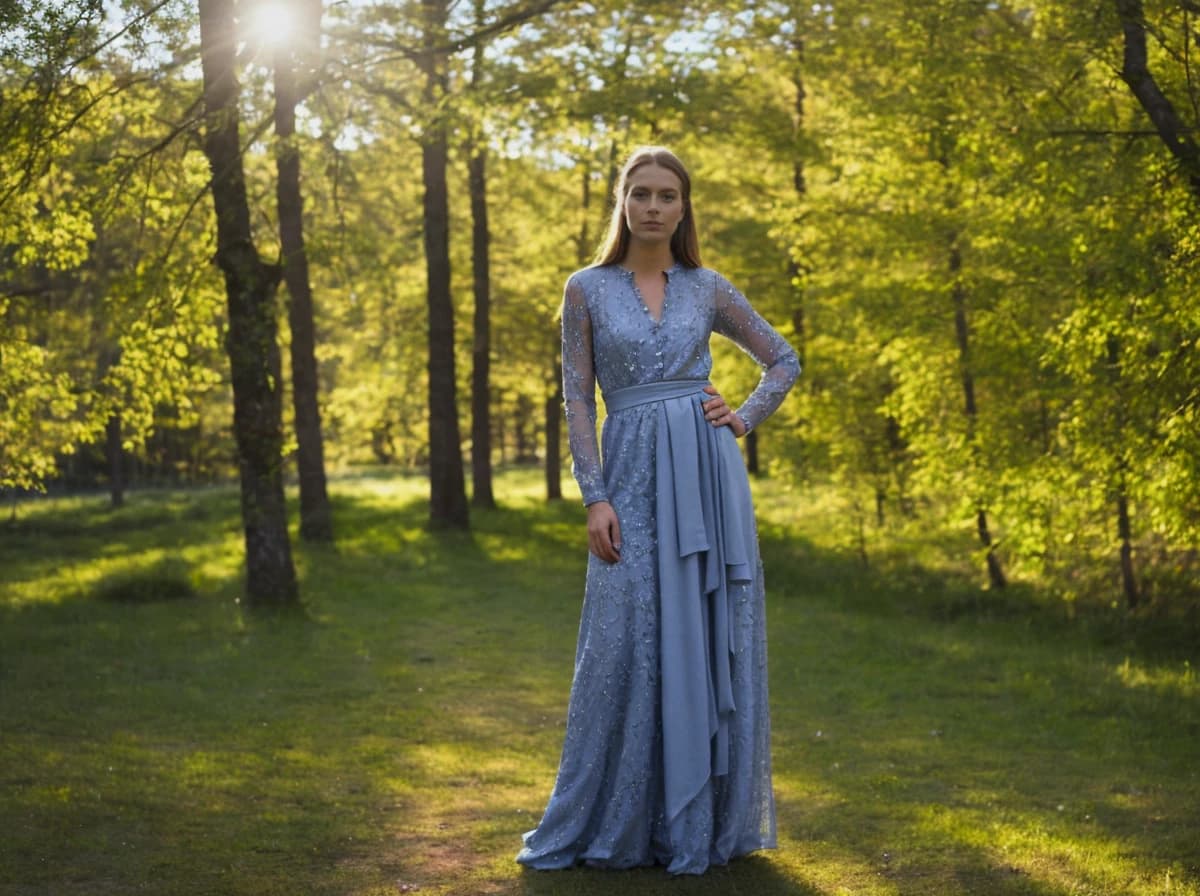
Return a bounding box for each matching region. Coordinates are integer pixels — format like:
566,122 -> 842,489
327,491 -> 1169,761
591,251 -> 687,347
1,469 -> 1197,895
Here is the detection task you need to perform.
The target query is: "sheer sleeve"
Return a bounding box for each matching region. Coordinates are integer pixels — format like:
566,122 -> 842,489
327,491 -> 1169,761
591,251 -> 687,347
712,274 -> 801,433
561,277 -> 607,506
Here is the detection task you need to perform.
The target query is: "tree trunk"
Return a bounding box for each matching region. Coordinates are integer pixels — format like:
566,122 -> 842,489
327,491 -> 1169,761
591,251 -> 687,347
950,243 -> 1006,590
545,360 -> 563,500
1115,0 -> 1200,204
789,27 -> 808,375
468,147 -> 495,509
274,27 -> 333,543
198,0 -> 298,606
421,0 -> 469,529
497,400 -> 507,466
467,0 -> 495,510
515,393 -> 534,462
105,412 -> 124,508
787,25 -> 807,479
1117,489 -> 1140,608
1106,335 -> 1141,608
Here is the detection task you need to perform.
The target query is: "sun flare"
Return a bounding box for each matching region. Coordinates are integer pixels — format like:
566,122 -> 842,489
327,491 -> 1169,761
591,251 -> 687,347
243,1 -> 298,50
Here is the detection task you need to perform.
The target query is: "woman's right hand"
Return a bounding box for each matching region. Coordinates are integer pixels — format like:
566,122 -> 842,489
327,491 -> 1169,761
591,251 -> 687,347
586,501 -> 622,564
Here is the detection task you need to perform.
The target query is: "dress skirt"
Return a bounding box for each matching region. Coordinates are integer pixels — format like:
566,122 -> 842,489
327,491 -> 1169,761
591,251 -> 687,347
516,380 -> 777,875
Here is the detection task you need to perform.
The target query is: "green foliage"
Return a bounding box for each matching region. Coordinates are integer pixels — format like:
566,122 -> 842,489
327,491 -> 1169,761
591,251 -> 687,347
0,336 -> 86,490
2,0 -> 1198,607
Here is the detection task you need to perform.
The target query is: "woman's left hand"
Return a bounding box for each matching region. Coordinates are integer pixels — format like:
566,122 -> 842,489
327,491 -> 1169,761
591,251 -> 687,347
702,385 -> 747,437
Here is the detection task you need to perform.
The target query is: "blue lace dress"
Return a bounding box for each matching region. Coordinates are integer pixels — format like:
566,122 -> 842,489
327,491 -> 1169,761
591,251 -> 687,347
517,263 -> 800,875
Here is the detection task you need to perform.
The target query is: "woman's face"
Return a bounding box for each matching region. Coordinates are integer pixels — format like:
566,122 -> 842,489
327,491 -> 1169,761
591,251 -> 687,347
623,163 -> 685,247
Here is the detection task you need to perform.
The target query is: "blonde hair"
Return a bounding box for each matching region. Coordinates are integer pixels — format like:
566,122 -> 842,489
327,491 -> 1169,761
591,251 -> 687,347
593,146 -> 702,268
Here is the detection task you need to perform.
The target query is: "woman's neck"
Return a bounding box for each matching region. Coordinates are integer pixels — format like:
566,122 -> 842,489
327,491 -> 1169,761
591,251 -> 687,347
621,242 -> 674,274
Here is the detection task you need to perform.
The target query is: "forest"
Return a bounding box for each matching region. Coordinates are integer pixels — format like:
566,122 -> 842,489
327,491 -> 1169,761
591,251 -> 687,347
4,4 -> 1200,895
2,0 -> 1199,612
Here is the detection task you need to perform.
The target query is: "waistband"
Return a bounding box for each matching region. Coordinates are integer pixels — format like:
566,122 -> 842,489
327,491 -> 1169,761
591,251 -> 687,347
602,378 -> 710,414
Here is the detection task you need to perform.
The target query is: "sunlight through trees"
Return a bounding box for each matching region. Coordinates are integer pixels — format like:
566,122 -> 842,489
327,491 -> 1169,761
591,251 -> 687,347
2,0 -> 1198,608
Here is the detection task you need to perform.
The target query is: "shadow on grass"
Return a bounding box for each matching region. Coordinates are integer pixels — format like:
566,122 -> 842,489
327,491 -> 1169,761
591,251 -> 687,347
2,477 -> 1196,895
0,486 -> 245,606
755,525 -> 1199,895
513,854 -> 821,895
757,516 -> 1200,663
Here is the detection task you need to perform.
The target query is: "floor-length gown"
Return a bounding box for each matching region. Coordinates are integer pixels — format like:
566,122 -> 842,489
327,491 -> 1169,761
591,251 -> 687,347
516,263 -> 800,875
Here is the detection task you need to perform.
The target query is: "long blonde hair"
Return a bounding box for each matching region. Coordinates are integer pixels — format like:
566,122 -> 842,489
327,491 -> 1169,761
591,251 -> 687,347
593,146 -> 702,268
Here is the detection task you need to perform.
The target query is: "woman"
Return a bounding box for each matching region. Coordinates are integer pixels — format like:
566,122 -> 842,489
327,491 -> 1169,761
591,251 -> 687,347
517,146 -> 800,875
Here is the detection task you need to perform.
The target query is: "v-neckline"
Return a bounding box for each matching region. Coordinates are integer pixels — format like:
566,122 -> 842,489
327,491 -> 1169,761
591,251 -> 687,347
622,266 -> 671,326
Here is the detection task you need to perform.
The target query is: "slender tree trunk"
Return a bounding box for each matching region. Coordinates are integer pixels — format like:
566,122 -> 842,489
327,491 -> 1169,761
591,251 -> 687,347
604,137 -> 621,216
198,0 -> 298,606
466,11 -> 496,512
469,146 -> 495,509
545,359 -> 563,500
785,23 -> 806,480
516,393 -> 534,462
467,1 -> 495,509
421,0 -> 469,529
498,401 -> 507,466
1106,335 -> 1141,608
274,22 -> 333,543
950,243 -> 1006,590
105,412 -> 124,508
601,32 -> 631,214
1117,489 -> 1139,608
789,27 -> 808,375
744,430 -> 759,476
574,160 -> 592,265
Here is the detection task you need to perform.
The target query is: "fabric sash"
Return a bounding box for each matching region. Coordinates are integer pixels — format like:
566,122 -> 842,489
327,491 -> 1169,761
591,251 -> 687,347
602,378 -> 755,824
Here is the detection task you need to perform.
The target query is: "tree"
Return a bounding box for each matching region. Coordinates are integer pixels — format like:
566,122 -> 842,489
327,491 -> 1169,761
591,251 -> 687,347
2,8 -> 227,500
198,0 -> 298,605
417,0 -> 470,529
466,0 -> 495,509
273,0 -> 334,542
1113,0 -> 1200,205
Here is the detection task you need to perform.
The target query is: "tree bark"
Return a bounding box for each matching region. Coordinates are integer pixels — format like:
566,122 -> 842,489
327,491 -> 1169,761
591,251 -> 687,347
786,23 -> 806,480
744,429 -> 759,477
1106,335 -> 1141,608
198,0 -> 298,606
1117,489 -> 1140,608
1115,0 -> 1200,203
950,243 -> 1006,590
467,17 -> 495,510
105,412 -> 124,508
468,147 -> 495,509
468,0 -> 496,510
789,26 -> 808,375
274,21 -> 333,543
421,0 -> 469,529
545,360 -> 563,500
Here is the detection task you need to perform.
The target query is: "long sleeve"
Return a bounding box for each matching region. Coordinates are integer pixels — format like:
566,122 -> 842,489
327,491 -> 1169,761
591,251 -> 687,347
712,275 -> 801,432
561,277 -> 607,506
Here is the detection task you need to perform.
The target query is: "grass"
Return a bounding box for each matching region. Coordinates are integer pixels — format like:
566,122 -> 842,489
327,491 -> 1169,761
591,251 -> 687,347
1,468 -> 1197,895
